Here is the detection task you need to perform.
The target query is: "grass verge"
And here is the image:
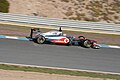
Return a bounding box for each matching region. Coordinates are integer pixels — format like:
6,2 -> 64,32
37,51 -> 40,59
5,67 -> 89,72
0,64 -> 120,79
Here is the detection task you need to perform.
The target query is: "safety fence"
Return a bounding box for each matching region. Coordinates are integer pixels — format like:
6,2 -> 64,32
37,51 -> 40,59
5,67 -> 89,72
0,12 -> 120,32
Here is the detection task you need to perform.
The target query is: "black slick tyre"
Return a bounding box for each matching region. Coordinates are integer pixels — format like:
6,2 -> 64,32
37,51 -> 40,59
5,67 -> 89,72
37,36 -> 45,44
83,40 -> 91,48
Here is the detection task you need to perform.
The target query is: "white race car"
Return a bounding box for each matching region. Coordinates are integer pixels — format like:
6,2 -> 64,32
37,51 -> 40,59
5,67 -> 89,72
29,27 -> 100,49
30,27 -> 72,46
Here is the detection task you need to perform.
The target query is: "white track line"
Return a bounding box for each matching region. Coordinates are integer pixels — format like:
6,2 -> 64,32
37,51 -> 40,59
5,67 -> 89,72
6,36 -> 18,39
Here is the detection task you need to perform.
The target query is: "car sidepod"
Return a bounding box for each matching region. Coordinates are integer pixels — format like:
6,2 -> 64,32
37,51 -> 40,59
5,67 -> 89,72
51,37 -> 70,44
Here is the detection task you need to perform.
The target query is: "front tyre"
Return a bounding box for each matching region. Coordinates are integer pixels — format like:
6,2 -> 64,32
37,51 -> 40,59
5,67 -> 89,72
78,36 -> 85,39
37,36 -> 45,44
83,40 -> 91,48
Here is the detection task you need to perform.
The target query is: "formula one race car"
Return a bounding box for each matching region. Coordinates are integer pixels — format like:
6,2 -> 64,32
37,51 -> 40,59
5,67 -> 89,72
29,27 -> 100,49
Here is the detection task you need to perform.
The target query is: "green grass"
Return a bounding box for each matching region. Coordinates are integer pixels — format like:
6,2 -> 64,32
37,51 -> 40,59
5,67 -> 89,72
0,0 -> 9,13
0,64 -> 120,79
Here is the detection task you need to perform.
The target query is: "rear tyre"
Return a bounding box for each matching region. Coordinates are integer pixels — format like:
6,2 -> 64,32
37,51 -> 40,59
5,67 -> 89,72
83,40 -> 91,48
36,36 -> 45,44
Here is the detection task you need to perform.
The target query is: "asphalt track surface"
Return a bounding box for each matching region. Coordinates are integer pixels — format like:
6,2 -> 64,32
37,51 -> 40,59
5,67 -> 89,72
0,39 -> 120,73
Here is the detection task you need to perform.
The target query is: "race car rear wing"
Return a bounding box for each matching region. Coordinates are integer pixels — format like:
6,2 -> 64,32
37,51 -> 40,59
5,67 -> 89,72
30,28 -> 40,38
